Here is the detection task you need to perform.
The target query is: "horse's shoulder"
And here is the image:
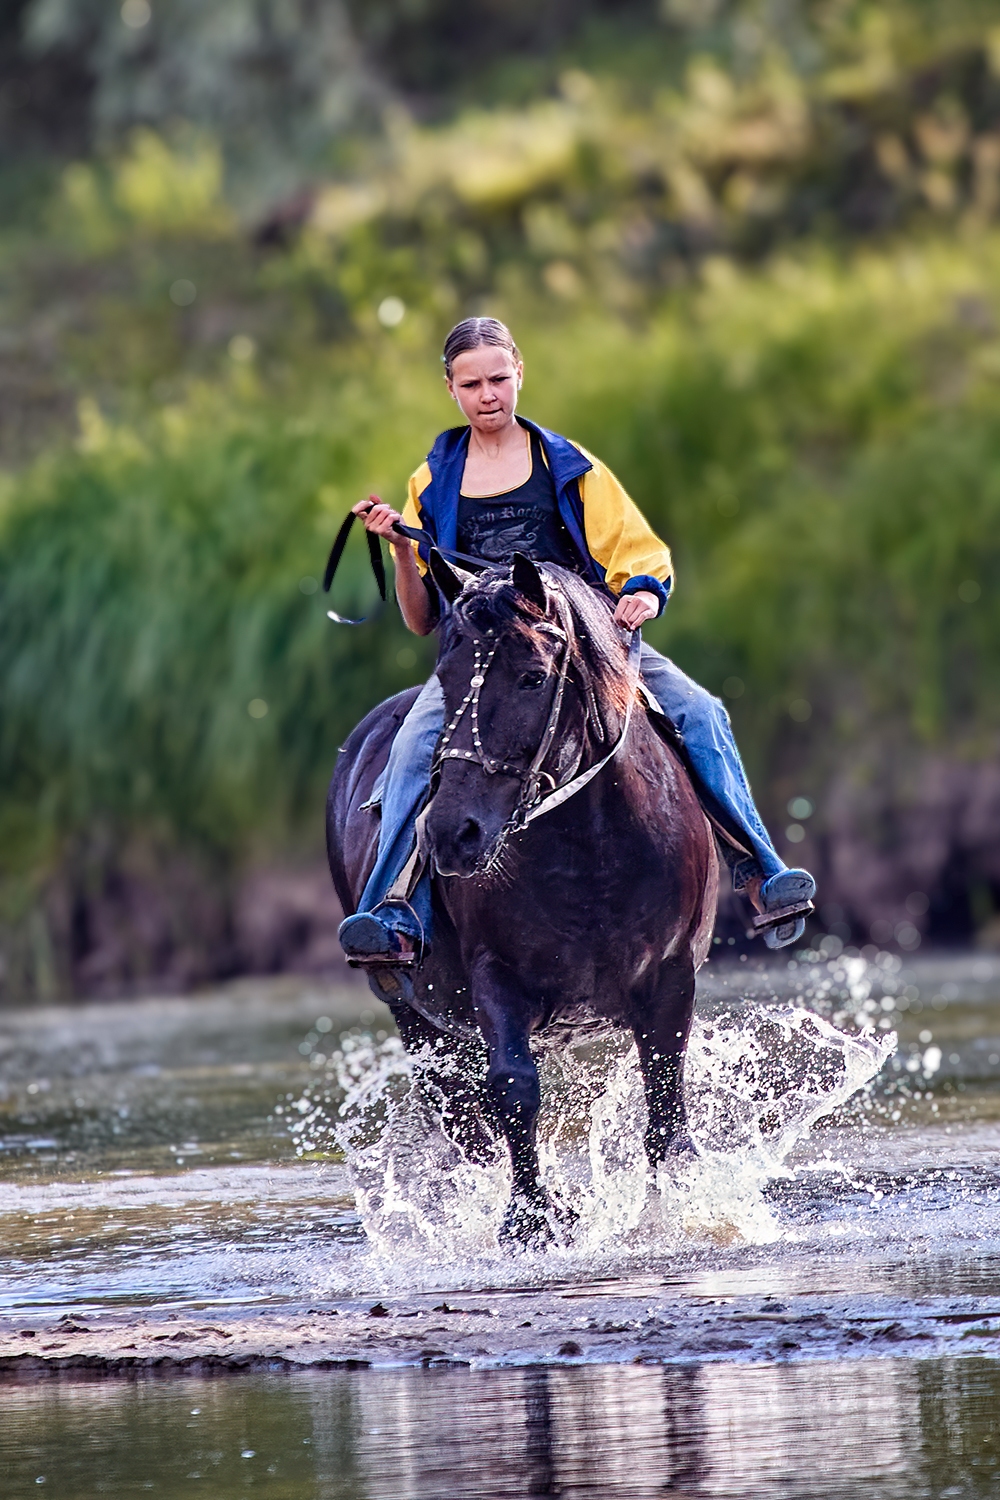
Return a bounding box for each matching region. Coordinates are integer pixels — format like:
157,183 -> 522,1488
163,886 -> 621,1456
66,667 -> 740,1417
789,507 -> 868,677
628,704 -> 704,808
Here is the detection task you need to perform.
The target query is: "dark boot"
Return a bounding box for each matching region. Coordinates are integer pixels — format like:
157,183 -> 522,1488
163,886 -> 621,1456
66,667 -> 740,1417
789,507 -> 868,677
758,869 -> 816,949
338,912 -> 419,965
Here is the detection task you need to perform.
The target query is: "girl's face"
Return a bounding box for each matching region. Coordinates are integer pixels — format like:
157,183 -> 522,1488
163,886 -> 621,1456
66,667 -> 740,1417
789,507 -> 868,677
446,347 -> 523,434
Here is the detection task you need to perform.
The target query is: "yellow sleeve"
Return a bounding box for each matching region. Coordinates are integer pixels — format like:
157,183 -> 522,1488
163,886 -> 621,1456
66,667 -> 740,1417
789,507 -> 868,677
402,461 -> 432,575
574,445 -> 673,596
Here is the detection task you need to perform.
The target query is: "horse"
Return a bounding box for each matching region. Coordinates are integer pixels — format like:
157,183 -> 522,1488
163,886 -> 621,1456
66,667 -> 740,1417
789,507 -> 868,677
326,553 -> 718,1243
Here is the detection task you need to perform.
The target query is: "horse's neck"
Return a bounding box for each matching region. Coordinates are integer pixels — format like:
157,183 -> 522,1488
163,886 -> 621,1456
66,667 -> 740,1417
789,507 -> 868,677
572,664 -> 662,814
584,648 -> 633,757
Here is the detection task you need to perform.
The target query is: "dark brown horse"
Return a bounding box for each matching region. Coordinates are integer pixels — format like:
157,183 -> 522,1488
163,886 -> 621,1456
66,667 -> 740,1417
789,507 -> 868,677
327,555 -> 717,1243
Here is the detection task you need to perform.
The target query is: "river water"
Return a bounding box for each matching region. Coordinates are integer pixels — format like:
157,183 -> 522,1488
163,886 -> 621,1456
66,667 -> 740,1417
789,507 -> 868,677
1,953 -> 999,1498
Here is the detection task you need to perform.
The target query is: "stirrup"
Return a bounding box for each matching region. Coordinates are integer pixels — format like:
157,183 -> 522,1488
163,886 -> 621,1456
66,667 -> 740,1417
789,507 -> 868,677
346,951 -> 419,969
750,899 -> 815,935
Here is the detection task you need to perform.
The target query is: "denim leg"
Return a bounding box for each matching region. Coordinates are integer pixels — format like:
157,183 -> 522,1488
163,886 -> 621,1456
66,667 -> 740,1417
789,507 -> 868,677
639,643 -> 785,884
356,675 -> 442,939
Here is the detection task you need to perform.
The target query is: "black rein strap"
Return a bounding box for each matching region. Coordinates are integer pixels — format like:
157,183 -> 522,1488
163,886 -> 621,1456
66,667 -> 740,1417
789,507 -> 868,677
322,506 -> 488,625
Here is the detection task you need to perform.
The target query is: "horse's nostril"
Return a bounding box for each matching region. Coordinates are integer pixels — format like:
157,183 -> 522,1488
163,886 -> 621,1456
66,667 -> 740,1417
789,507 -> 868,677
457,817 -> 481,848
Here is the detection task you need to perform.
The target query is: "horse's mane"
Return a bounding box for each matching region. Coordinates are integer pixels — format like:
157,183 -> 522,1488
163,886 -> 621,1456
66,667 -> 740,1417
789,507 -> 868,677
440,563 -> 632,718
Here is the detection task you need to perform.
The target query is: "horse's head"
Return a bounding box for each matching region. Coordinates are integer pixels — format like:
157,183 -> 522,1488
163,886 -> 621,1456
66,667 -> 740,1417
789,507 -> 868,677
425,552 -> 628,879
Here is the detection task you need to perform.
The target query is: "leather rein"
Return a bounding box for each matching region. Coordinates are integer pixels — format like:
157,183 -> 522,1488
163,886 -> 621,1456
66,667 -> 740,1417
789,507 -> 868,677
432,595 -> 643,837
322,507 -> 488,625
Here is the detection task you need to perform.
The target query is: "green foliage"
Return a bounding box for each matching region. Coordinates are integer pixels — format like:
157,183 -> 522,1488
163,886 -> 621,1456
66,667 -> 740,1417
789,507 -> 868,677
0,379 -> 439,897
524,238 -> 1000,763
3,1 -> 1000,991
3,228 -> 999,924
20,0 -> 384,206
10,2 -> 1000,464
322,14 -> 1000,300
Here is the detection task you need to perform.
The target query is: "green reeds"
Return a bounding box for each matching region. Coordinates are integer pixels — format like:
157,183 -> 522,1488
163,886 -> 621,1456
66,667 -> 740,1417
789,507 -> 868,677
2,234 -> 997,943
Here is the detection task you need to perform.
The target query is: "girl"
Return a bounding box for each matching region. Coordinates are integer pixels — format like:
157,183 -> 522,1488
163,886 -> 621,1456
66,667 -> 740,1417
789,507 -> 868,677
339,318 -> 815,963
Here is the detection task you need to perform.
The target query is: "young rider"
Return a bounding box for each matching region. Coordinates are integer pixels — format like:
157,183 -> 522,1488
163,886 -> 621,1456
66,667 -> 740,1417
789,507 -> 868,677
338,317 -> 815,965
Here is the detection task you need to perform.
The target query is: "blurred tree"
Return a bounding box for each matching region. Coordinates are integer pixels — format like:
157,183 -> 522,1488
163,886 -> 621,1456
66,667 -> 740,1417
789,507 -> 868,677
0,0 -> 92,160
10,0 -> 659,203
20,0 -> 385,205
344,0 -> 656,102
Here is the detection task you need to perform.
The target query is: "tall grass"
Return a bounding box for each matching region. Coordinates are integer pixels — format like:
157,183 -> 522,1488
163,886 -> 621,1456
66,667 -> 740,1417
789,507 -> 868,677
3,230 -> 999,953
0,375 -> 440,906
531,239 -> 1000,757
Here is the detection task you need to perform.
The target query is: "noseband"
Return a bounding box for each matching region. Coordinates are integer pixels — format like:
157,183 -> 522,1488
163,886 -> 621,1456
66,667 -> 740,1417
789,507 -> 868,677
432,595 -> 641,838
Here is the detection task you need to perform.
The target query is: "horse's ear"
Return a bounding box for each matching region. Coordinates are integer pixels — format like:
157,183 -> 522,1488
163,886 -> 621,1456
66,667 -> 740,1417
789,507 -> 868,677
429,548 -> 464,605
511,552 -> 547,611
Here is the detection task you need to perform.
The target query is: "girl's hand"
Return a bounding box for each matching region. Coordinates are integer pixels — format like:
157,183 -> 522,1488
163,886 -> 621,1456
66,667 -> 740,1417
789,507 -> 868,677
352,496 -> 408,551
353,495 -> 429,632
614,589 -> 659,631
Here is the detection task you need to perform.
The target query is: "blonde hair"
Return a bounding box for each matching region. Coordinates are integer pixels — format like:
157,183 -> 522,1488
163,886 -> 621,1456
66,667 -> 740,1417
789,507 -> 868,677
442,317 -> 520,379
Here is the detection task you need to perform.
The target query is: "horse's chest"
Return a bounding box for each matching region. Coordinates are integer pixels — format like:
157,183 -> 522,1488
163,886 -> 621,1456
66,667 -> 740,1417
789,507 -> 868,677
533,821 -> 672,922
465,862 -> 665,997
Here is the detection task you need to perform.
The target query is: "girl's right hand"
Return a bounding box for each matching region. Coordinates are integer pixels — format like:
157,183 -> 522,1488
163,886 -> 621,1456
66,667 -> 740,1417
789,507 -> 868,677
352,496 -> 405,543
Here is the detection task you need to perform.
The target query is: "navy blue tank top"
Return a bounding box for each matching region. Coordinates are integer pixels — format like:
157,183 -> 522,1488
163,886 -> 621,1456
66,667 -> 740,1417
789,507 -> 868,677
456,428 -> 580,572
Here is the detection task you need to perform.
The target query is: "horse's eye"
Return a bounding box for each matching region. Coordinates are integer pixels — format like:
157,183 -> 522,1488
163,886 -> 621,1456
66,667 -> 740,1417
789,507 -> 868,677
518,670 -> 547,690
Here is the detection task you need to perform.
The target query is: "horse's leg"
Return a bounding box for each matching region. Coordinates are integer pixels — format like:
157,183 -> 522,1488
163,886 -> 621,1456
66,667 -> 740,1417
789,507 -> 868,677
389,1002 -> 498,1167
631,956 -> 698,1167
469,953 -> 549,1244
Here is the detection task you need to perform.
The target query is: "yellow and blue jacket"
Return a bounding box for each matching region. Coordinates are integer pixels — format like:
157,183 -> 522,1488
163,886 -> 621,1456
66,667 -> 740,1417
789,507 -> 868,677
401,416 -> 673,615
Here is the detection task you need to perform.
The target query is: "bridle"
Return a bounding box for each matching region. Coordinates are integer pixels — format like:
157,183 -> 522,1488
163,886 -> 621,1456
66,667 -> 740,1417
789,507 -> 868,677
431,592 -> 642,840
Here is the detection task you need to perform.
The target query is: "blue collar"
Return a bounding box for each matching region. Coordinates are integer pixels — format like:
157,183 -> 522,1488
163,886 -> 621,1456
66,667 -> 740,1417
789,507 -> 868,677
423,417 -> 592,556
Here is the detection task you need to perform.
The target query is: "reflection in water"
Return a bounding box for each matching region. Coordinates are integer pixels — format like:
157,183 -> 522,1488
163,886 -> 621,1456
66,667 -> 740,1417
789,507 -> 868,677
2,1360 -> 1000,1499
524,1369 -> 556,1496
663,1366 -> 707,1493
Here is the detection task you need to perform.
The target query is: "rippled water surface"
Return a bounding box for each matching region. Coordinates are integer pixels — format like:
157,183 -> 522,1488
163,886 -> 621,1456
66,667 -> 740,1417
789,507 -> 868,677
4,1360 -> 1000,1498
2,954 -> 1000,1496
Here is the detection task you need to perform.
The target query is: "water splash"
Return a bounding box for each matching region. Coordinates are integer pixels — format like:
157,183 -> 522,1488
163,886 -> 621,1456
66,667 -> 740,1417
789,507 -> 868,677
663,1007 -> 895,1244
289,1007 -> 894,1262
332,1034 -> 509,1258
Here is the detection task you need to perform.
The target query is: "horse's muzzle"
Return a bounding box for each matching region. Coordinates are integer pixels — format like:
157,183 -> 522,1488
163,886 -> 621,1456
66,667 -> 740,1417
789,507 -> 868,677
425,765 -> 519,879
428,812 -> 492,878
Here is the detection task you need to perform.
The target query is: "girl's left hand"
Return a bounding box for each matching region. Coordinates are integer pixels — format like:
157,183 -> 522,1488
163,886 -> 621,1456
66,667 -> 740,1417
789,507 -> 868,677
614,590 -> 659,631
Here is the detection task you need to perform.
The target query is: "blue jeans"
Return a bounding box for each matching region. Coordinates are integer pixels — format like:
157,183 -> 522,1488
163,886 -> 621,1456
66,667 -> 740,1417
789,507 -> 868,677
354,643 -> 786,941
